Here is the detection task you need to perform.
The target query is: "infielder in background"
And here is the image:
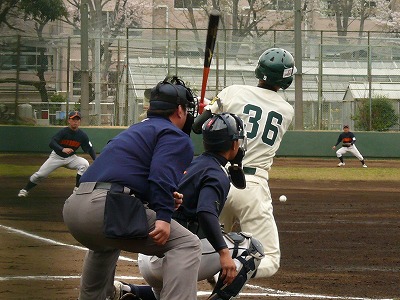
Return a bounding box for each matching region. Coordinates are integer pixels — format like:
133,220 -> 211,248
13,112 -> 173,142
332,125 -> 367,168
193,48 -> 296,278
113,113 -> 264,300
17,111 -> 96,197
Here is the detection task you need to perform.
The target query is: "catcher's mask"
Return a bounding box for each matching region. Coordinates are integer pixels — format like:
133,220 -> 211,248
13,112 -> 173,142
149,76 -> 197,135
202,113 -> 247,189
202,113 -> 246,153
149,76 -> 197,114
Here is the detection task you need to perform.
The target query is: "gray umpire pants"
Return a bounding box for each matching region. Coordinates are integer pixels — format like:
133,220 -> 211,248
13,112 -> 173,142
63,182 -> 201,300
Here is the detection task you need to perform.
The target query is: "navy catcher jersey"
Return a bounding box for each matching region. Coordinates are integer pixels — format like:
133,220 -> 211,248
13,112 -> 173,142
49,127 -> 96,159
80,115 -> 194,222
175,152 -> 230,222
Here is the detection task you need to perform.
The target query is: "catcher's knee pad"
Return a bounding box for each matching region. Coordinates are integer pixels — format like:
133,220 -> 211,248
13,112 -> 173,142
209,233 -> 264,300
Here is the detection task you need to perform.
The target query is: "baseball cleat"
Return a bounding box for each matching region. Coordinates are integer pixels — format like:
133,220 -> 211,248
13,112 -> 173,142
73,186 -> 79,193
337,162 -> 345,167
112,281 -> 140,300
18,189 -> 28,197
363,164 -> 368,168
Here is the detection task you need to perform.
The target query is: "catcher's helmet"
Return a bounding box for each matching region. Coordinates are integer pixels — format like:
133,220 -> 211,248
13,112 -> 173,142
255,48 -> 296,90
149,76 -> 196,115
202,113 -> 246,152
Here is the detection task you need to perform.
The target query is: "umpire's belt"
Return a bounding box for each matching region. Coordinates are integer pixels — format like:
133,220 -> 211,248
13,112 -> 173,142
77,182 -> 134,195
95,182 -> 134,195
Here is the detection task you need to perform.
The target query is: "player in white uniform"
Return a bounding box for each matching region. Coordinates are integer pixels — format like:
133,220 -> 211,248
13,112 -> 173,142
193,48 -> 296,278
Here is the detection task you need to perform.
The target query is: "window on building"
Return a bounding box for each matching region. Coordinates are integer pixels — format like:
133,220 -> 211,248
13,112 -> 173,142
0,46 -> 51,71
174,0 -> 206,9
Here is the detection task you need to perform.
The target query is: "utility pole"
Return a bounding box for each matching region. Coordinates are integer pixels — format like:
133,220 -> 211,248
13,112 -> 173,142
80,0 -> 90,125
294,0 -> 304,130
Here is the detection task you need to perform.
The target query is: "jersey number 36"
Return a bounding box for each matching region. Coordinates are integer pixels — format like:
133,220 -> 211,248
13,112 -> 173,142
243,104 -> 283,146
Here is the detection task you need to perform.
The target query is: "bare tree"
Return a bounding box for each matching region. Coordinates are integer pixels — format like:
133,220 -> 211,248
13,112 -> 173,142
373,0 -> 400,35
174,0 -> 293,57
63,0 -> 149,102
321,0 -> 378,41
0,0 -> 67,102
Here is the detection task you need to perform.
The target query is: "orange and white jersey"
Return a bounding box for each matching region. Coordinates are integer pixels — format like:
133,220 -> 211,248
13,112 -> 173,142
208,85 -> 294,171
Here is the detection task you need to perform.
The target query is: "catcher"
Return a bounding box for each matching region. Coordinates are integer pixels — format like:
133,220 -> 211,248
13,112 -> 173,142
113,113 -> 264,300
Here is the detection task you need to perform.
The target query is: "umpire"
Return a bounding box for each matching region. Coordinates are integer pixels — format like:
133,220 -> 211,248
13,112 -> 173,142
63,77 -> 201,300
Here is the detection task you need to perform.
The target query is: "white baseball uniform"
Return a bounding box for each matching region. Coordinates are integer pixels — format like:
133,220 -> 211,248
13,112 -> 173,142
208,84 -> 294,278
336,145 -> 364,161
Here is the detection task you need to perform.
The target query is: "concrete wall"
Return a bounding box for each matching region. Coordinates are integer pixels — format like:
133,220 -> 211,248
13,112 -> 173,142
1,126 -> 399,158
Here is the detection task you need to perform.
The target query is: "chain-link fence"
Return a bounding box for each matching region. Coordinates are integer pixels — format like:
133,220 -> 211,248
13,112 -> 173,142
1,29 -> 399,130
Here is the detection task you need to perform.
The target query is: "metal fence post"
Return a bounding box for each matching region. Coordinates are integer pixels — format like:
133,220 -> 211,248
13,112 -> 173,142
367,31 -> 372,131
66,36 -> 71,123
317,31 -> 323,130
175,29 -> 178,76
14,35 -> 21,124
80,0 -> 90,125
125,28 -> 129,126
294,0 -> 304,130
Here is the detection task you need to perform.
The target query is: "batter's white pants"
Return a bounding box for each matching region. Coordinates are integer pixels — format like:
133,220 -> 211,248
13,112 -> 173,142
138,235 -> 253,300
336,145 -> 364,161
219,168 -> 280,278
30,151 -> 89,184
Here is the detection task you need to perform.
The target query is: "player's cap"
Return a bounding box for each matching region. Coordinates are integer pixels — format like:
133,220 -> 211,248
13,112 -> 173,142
343,125 -> 349,129
68,111 -> 81,119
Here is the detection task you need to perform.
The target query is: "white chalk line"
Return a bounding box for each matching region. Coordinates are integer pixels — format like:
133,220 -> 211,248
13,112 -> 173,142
0,224 -> 136,262
0,224 -> 393,300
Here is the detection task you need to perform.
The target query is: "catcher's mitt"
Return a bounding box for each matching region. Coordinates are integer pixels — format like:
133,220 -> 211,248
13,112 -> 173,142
342,143 -> 352,147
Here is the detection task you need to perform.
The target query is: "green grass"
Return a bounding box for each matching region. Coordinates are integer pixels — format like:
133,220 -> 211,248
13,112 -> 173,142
2,163 -> 400,182
269,167 -> 400,181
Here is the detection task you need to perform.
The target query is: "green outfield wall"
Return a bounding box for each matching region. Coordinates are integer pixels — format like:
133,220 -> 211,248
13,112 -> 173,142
1,126 -> 399,158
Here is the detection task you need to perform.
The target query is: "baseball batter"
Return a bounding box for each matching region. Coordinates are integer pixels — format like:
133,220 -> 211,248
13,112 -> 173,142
17,111 -> 96,197
332,125 -> 367,167
112,113 -> 263,300
193,48 -> 296,278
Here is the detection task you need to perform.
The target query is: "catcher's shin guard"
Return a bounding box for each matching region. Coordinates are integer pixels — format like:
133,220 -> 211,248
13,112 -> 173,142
208,233 -> 264,300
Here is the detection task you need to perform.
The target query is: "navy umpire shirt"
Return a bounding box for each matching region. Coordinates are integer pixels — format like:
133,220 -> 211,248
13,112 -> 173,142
80,115 -> 194,223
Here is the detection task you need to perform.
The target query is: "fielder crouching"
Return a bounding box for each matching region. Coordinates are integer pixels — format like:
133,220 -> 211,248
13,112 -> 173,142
113,113 -> 264,300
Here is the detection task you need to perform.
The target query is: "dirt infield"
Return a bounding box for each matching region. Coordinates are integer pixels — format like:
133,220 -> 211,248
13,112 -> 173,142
0,155 -> 399,300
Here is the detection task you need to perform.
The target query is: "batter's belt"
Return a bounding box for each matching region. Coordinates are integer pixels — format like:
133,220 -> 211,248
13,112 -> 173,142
243,167 -> 256,175
242,166 -> 269,180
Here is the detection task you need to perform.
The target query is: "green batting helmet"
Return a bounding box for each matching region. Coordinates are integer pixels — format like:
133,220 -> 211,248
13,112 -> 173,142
255,48 -> 296,90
